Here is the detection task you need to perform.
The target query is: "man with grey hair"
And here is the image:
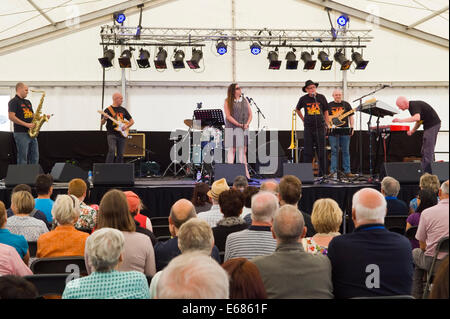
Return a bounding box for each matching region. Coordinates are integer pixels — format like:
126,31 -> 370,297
327,188 -> 413,298
380,176 -> 408,215
252,205 -> 333,298
412,180 -> 449,298
62,228 -> 150,299
224,191 -> 278,261
232,175 -> 248,191
156,251 -> 229,299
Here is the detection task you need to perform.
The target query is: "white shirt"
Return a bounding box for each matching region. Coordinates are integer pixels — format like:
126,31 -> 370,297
197,204 -> 223,228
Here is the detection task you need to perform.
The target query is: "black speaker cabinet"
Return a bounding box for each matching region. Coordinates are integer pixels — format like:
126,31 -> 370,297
380,162 -> 423,183
4,164 -> 44,187
93,163 -> 135,186
51,163 -> 88,182
213,163 -> 246,185
431,162 -> 449,182
282,163 -> 315,184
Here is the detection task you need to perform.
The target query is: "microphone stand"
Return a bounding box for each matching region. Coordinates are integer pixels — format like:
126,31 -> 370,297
245,95 -> 264,180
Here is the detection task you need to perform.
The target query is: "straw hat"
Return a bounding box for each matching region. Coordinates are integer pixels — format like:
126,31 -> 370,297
207,178 -> 230,200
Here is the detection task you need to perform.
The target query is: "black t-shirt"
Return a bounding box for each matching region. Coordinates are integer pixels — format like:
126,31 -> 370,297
408,100 -> 440,130
328,101 -> 353,128
296,93 -> 329,128
104,105 -> 132,137
8,95 -> 34,133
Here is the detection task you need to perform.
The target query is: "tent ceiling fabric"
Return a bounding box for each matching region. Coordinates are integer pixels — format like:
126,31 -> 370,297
0,0 -> 448,42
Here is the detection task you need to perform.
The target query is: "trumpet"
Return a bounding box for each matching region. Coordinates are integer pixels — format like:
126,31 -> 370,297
288,109 -> 298,163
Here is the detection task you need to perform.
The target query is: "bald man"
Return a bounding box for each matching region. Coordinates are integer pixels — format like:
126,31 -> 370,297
393,97 -> 441,174
327,188 -> 413,298
100,92 -> 134,163
328,89 -> 355,178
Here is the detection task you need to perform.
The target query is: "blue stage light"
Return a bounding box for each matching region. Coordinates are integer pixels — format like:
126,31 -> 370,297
250,42 -> 261,55
114,12 -> 126,24
337,14 -> 349,27
216,42 -> 227,55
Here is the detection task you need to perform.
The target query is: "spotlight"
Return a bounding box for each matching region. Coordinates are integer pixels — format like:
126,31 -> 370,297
137,49 -> 150,68
216,42 -> 227,55
187,48 -> 203,69
300,51 -> 317,70
267,49 -> 281,70
250,42 -> 261,55
154,47 -> 168,69
351,51 -> 369,70
118,49 -> 132,68
318,51 -> 333,70
113,12 -> 126,24
98,48 -> 115,68
337,14 -> 349,27
285,50 -> 298,70
334,50 -> 352,70
172,49 -> 185,69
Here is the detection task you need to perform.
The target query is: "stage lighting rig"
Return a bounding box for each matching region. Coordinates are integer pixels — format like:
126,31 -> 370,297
318,51 -> 333,70
137,49 -> 150,68
337,14 -> 349,27
300,51 -> 317,70
216,41 -> 227,55
98,48 -> 115,68
172,49 -> 186,69
113,12 -> 126,24
154,47 -> 168,69
250,42 -> 261,55
351,51 -> 369,70
267,48 -> 281,70
285,49 -> 298,70
187,48 -> 203,69
118,48 -> 133,68
334,49 -> 352,70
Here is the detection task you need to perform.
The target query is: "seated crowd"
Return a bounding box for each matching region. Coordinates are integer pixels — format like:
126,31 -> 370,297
0,173 -> 448,300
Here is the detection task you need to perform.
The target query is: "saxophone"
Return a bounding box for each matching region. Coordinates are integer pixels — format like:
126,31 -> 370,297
28,90 -> 49,138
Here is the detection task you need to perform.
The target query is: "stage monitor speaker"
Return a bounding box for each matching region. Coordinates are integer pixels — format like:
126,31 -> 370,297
380,162 -> 422,183
214,163 -> 246,185
431,162 -> 449,182
4,164 -> 44,187
282,163 -> 315,184
124,133 -> 145,157
51,163 -> 88,182
93,163 -> 135,186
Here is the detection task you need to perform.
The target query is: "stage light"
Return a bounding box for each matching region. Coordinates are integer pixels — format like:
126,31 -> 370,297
216,42 -> 227,55
114,12 -> 126,24
351,51 -> 369,70
98,48 -> 115,68
137,49 -> 150,68
172,49 -> 185,69
334,49 -> 352,70
187,48 -> 203,69
318,51 -> 333,70
300,51 -> 317,70
118,49 -> 132,68
154,47 -> 167,69
337,14 -> 349,27
285,50 -> 298,70
250,42 -> 261,55
267,49 -> 281,70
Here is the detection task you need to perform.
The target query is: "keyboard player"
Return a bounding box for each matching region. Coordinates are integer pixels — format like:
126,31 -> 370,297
393,97 -> 441,174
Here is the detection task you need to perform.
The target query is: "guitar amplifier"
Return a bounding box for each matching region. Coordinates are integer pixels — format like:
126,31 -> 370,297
124,133 -> 145,157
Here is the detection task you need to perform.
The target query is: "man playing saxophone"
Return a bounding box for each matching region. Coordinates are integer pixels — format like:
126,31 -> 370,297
8,82 -> 39,164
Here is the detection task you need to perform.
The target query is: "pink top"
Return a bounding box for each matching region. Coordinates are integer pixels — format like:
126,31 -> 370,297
0,243 -> 32,276
416,199 -> 449,259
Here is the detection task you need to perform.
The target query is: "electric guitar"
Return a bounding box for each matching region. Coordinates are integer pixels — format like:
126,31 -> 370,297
97,110 -> 130,137
329,108 -> 357,127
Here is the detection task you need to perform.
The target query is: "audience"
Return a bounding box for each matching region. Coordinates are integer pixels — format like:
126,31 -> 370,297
197,178 -> 229,228
191,182 -> 212,214
156,251 -> 229,299
67,178 -> 97,233
252,205 -> 333,299
222,258 -> 267,299
302,198 -> 342,255
93,189 -> 156,276
0,201 -> 29,265
63,227 -> 150,299
260,180 -> 279,195
327,188 -> 413,298
124,191 -> 157,246
6,184 -> 48,228
150,218 -> 215,298
154,199 -> 221,271
278,175 -> 315,237
0,243 -> 32,276
212,189 -> 248,253
6,190 -> 48,242
429,256 -> 449,299
37,195 -> 89,258
232,175 -> 248,191
241,186 -> 259,223
412,180 -> 449,299
409,173 -> 440,214
0,275 -> 38,299
224,191 -> 278,262
380,176 -> 408,215
34,174 -> 54,224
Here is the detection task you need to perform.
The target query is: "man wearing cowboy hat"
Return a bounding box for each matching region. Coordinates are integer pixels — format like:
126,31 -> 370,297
197,178 -> 230,228
295,80 -> 330,177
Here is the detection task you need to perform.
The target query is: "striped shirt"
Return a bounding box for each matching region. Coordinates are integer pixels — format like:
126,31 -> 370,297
224,225 -> 277,262
197,204 -> 223,228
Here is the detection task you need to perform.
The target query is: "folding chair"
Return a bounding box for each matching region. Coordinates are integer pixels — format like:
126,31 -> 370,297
24,274 -> 71,298
152,225 -> 171,238
30,256 -> 87,276
423,236 -> 449,299
150,216 -> 169,226
384,215 -> 408,230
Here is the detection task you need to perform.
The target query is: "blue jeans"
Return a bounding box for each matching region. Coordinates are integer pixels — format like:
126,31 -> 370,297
106,134 -> 126,163
329,135 -> 350,173
13,132 -> 39,164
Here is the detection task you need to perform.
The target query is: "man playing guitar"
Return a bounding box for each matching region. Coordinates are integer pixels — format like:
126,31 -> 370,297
100,92 -> 134,163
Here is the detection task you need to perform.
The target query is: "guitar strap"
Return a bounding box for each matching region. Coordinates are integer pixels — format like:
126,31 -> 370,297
107,105 -> 117,118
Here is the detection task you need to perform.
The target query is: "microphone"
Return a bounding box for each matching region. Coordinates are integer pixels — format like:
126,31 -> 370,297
245,96 -> 252,103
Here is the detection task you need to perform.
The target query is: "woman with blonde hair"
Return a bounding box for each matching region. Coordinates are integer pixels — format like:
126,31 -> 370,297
302,198 -> 343,255
409,173 -> 440,214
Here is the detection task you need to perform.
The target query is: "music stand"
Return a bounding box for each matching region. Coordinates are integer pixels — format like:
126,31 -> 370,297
194,109 -> 225,128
